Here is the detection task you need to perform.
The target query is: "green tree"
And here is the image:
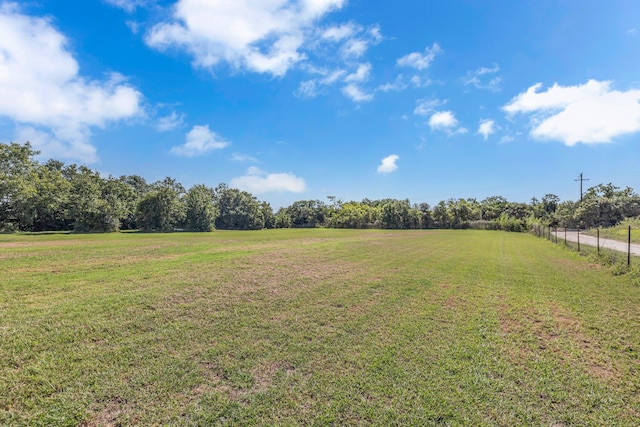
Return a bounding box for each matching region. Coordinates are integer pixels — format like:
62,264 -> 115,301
480,196 -> 507,221
261,202 -> 275,229
12,159 -> 72,232
118,175 -> 149,230
417,203 -> 433,229
0,142 -> 40,231
575,184 -> 640,228
380,199 -> 416,229
542,193 -> 559,214
98,178 -> 137,232
185,184 -> 217,232
553,201 -> 578,228
274,208 -> 292,228
503,202 -> 531,220
328,201 -> 377,228
136,178 -> 186,232
446,198 -> 473,229
285,200 -> 327,228
214,184 -> 264,230
29,160 -> 71,231
432,201 -> 450,228
64,165 -> 104,232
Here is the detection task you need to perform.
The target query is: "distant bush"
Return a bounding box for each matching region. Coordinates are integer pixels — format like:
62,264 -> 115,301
469,216 -> 526,232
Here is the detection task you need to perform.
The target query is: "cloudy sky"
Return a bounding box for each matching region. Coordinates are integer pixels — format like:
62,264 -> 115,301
1,0 -> 640,207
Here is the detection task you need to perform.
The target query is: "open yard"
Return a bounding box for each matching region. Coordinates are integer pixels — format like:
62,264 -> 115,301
1,229 -> 639,426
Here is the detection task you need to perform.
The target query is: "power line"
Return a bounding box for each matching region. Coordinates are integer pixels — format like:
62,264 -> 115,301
575,173 -> 590,201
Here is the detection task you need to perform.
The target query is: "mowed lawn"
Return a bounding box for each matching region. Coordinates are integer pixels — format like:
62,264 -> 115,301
1,230 -> 639,426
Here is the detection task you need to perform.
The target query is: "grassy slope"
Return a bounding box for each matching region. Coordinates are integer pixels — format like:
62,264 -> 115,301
1,229 -> 639,426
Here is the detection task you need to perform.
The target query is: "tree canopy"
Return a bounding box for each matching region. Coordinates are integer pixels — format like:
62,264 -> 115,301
1,142 -> 638,233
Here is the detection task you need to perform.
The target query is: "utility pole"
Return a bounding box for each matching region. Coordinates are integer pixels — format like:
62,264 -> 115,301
575,173 -> 589,201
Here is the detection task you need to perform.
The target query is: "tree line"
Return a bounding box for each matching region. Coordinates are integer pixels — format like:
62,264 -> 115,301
2,142 -> 639,233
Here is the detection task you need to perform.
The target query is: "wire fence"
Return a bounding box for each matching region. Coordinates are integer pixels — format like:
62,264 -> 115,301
532,225 -> 639,267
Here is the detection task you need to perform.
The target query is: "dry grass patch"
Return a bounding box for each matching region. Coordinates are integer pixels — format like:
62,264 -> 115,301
498,301 -> 618,382
81,398 -> 136,427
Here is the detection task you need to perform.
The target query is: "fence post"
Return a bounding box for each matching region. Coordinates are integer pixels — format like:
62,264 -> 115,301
577,228 -> 580,252
629,226 -> 632,267
564,227 -> 567,245
597,228 -> 600,255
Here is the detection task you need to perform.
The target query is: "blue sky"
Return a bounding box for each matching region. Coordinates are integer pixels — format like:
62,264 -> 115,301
1,0 -> 640,208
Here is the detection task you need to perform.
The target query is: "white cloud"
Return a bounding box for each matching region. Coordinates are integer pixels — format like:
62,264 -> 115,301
341,38 -> 368,58
409,75 -> 432,88
429,111 -> 458,129
146,0 -> 346,77
320,69 -> 346,85
503,79 -> 640,145
428,111 -> 467,134
464,63 -> 501,91
344,63 -> 371,83
126,20 -> 141,34
293,20 -> 380,102
156,111 -> 185,131
295,80 -> 319,98
230,167 -> 306,193
499,135 -> 514,144
414,98 -> 445,116
103,0 -> 152,13
368,25 -> 383,43
300,63 -> 374,103
16,126 -> 97,164
294,67 -> 350,98
321,22 -> 357,41
397,43 -> 441,70
475,64 -> 500,75
0,3 -> 143,163
377,154 -> 399,174
171,125 -> 230,157
231,153 -> 259,163
320,22 -> 381,59
342,84 -> 373,102
377,75 -> 407,92
340,63 -> 373,102
477,119 -> 495,140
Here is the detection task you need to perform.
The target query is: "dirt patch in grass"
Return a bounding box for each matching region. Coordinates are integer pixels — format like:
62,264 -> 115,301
0,240 -> 87,249
419,282 -> 472,314
6,253 -> 190,276
219,248 -> 364,295
441,294 -> 468,311
550,254 -> 609,274
498,302 -> 618,381
548,304 -> 617,381
251,361 -> 295,392
197,362 -> 242,399
196,360 -> 295,401
81,398 -> 135,427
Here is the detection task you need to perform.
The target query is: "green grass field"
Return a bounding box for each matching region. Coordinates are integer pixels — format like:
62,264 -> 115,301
1,229 -> 639,426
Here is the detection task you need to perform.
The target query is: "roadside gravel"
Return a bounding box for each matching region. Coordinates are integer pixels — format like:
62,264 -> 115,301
553,230 -> 640,256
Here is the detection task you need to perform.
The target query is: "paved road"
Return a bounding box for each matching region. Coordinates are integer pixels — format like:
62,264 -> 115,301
552,230 -> 640,256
